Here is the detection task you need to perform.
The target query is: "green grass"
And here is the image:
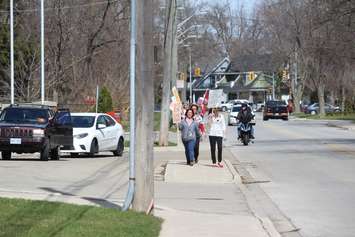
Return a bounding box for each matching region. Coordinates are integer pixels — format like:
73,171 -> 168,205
293,112 -> 355,122
121,112 -> 177,132
0,197 -> 162,237
124,140 -> 177,147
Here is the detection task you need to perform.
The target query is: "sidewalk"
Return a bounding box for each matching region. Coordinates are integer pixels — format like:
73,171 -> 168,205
154,144 -> 274,237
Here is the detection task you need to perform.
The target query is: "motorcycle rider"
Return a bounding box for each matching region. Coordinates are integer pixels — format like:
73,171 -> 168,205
236,103 -> 255,139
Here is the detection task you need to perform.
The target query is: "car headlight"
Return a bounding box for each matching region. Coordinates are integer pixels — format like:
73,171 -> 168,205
33,129 -> 45,137
74,133 -> 88,139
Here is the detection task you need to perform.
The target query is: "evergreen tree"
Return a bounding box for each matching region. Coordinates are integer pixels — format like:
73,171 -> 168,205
98,86 -> 113,113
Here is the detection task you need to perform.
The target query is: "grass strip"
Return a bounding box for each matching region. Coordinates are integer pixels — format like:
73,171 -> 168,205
293,112 -> 355,122
0,197 -> 161,237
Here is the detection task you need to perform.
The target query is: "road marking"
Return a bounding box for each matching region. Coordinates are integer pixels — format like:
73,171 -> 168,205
326,143 -> 355,158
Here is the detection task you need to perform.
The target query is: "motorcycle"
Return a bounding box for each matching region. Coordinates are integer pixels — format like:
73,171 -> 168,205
238,121 -> 255,146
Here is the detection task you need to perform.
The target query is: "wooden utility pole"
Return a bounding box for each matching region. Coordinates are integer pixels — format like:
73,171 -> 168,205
132,0 -> 155,212
159,0 -> 177,146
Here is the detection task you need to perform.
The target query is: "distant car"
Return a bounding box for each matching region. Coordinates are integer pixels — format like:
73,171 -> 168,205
305,103 -> 341,115
228,104 -> 242,126
263,100 -> 288,121
220,101 -> 234,112
61,113 -> 124,157
233,99 -> 250,105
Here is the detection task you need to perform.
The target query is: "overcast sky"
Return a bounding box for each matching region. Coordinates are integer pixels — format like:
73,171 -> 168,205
203,0 -> 261,14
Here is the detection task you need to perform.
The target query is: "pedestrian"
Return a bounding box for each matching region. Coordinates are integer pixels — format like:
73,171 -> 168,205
178,109 -> 201,166
181,103 -> 190,120
208,108 -> 226,168
190,104 -> 204,163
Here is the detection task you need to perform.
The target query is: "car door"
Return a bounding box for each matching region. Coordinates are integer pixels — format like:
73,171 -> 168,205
96,115 -> 109,150
50,110 -> 73,150
104,115 -> 119,149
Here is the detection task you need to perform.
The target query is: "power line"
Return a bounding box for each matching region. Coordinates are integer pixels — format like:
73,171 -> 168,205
0,0 -> 119,14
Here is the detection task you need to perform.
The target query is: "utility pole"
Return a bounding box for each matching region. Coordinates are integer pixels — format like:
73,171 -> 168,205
272,72 -> 275,100
132,0 -> 155,213
189,46 -> 192,102
40,0 -> 45,104
159,0 -> 177,146
10,0 -> 14,104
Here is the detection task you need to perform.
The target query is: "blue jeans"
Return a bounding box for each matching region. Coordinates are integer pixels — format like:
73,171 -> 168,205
183,139 -> 196,163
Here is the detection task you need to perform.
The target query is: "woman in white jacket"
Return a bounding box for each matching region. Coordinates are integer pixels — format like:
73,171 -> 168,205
208,108 -> 226,167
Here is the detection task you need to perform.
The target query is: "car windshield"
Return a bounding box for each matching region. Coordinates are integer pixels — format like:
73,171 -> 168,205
71,116 -> 95,128
232,106 -> 241,112
0,108 -> 48,124
267,101 -> 286,106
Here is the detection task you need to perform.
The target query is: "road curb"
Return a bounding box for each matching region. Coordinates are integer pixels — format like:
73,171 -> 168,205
224,159 -> 242,184
224,148 -> 303,237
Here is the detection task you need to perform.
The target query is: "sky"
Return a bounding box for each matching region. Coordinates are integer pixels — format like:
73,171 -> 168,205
204,0 -> 261,14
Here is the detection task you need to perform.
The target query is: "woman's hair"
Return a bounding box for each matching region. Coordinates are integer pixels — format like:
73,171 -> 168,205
190,104 -> 199,110
212,108 -> 219,116
185,108 -> 195,118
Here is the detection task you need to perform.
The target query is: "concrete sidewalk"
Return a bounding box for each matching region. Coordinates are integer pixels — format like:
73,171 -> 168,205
154,148 -> 274,237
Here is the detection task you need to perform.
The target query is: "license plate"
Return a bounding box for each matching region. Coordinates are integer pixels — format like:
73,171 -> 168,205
275,113 -> 279,116
10,138 -> 21,145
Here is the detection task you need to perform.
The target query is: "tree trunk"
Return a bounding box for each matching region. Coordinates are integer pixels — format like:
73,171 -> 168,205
329,89 -> 336,106
341,85 -> 346,112
159,0 -> 177,146
317,82 -> 326,116
291,75 -> 303,113
132,0 -> 155,213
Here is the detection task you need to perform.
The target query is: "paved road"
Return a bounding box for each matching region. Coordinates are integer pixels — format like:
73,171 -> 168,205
0,152 -> 129,207
227,114 -> 355,237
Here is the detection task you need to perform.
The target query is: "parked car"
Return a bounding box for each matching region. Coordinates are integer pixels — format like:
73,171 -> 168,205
263,100 -> 288,121
61,113 -> 124,157
233,99 -> 250,105
220,101 -> 234,112
305,103 -> 341,115
0,104 -> 73,161
228,104 -> 242,125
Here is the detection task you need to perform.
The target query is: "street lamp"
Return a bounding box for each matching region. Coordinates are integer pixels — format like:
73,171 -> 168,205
181,44 -> 193,103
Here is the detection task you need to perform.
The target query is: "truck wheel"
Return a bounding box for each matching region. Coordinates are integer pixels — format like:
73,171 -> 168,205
2,151 -> 11,160
263,116 -> 269,121
113,138 -> 124,157
89,139 -> 98,157
50,146 -> 60,160
40,139 -> 49,161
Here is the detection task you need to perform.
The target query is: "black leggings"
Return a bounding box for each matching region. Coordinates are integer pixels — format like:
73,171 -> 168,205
209,136 -> 223,163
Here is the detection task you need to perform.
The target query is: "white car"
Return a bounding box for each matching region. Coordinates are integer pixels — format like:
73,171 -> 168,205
228,104 -> 242,125
61,113 -> 124,157
228,104 -> 255,126
220,101 -> 234,112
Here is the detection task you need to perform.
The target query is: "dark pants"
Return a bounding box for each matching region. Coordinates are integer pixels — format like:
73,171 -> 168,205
194,137 -> 200,162
183,139 -> 196,164
209,136 -> 223,164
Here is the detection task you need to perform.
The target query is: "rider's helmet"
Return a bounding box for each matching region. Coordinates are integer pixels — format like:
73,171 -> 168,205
241,103 -> 248,111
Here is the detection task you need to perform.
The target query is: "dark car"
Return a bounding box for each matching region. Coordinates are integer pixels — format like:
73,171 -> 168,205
263,100 -> 288,121
0,104 -> 73,161
305,103 -> 340,115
